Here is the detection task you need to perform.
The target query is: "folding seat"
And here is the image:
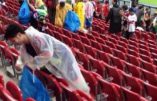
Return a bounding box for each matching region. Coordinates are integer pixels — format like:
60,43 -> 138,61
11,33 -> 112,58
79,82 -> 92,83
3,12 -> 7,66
108,37 -> 118,45
141,69 -> 157,86
140,54 -> 153,63
139,48 -> 151,57
128,44 -> 139,52
139,40 -> 147,46
95,37 -> 105,44
148,32 -> 156,41
59,82 -> 82,101
105,64 -> 123,85
91,31 -> 100,37
96,77 -> 121,101
143,82 -> 157,101
141,60 -> 157,73
118,41 -> 128,49
86,34 -> 96,41
47,22 -> 55,30
84,44 -> 97,58
77,30 -> 87,37
113,49 -> 126,61
55,26 -> 62,34
122,72 -> 143,95
62,28 -> 72,38
128,40 -> 138,47
149,44 -> 157,49
109,54 -> 125,71
75,90 -> 94,101
105,40 -> 116,49
45,29 -> 53,36
80,68 -> 99,99
60,82 -> 94,101
80,36 -> 91,46
53,31 -> 63,41
97,50 -> 110,64
35,70 -> 62,100
127,54 -> 141,67
75,51 -> 90,70
3,47 -> 19,77
0,41 -> 8,48
125,62 -> 141,78
110,34 -> 119,40
134,30 -> 141,39
128,49 -> 139,57
141,33 -> 149,41
148,39 -> 156,45
0,87 -> 17,101
61,35 -> 73,47
6,81 -> 22,101
91,40 -> 102,50
116,44 -> 127,54
119,37 -> 128,44
89,57 -> 106,77
151,53 -> 157,60
99,34 -> 108,41
101,44 -> 113,54
72,34 -> 81,40
139,44 -> 149,51
149,47 -> 157,54
121,87 -> 147,101
73,39 -> 85,53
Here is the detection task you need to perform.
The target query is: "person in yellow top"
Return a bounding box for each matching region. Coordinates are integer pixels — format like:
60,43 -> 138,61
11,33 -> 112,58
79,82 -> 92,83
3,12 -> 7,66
74,0 -> 85,30
55,0 -> 72,27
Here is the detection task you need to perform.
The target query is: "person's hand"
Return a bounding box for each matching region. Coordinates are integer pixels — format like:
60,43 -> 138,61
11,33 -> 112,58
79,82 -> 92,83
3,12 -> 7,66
15,64 -> 23,71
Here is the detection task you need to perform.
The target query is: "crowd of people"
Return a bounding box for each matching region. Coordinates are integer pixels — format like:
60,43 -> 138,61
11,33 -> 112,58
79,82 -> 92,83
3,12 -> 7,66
11,0 -> 157,39
1,0 -> 157,99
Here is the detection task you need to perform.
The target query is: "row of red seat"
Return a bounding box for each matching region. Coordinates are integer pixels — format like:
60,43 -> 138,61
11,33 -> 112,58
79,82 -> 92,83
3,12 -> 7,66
1,0 -> 157,100
43,22 -> 157,101
0,74 -> 35,101
93,18 -> 157,42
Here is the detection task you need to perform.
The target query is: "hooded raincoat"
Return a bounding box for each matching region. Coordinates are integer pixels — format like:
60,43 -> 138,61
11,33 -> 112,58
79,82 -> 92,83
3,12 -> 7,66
74,2 -> 85,30
17,26 -> 90,93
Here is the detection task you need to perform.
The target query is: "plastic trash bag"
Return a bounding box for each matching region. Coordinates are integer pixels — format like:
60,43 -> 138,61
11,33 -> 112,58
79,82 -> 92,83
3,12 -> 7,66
18,0 -> 31,24
19,65 -> 50,101
64,10 -> 80,32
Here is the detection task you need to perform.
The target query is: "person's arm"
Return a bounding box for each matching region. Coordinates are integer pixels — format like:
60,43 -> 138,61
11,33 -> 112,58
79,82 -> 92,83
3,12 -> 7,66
27,0 -> 36,11
27,35 -> 53,70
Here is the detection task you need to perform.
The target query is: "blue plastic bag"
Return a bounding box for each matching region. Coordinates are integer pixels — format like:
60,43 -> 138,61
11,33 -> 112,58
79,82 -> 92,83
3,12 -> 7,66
18,0 -> 31,24
64,11 -> 80,32
19,65 -> 50,101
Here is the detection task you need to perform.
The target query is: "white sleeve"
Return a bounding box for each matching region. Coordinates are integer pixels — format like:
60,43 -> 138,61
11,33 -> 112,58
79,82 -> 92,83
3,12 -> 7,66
26,35 -> 53,70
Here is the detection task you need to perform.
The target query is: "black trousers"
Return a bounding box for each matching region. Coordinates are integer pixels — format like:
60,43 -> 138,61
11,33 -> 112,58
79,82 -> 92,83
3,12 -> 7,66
48,8 -> 56,24
125,31 -> 134,39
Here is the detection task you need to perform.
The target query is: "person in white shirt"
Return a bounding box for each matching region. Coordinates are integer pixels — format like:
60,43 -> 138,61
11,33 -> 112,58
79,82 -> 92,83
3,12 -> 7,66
84,0 -> 94,32
5,24 -> 90,94
125,8 -> 137,39
152,12 -> 157,34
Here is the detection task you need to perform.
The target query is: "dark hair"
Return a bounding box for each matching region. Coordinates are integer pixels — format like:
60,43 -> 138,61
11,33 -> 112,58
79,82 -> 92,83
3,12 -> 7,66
122,5 -> 128,11
138,5 -> 144,9
5,24 -> 24,40
60,2 -> 65,8
129,8 -> 134,12
105,1 -> 109,4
